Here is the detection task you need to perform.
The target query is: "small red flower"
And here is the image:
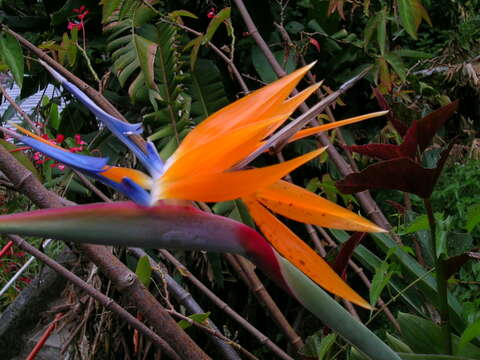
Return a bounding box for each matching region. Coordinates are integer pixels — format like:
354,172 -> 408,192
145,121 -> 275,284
74,134 -> 86,145
68,21 -> 84,31
309,37 -> 320,52
55,134 -> 65,144
73,5 -> 86,13
207,8 -> 216,18
78,10 -> 89,20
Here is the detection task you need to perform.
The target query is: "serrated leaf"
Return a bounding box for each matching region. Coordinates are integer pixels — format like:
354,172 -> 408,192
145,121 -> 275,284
133,34 -> 158,90
100,0 -> 122,23
0,33 -> 24,87
135,255 -> 152,287
188,59 -> 229,124
177,312 -> 211,330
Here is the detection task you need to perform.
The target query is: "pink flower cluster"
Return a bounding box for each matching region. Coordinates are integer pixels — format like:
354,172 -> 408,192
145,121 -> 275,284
67,5 -> 89,31
33,133 -> 87,171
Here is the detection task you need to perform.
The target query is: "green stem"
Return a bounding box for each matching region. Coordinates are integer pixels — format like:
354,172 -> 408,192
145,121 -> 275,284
423,198 -> 452,355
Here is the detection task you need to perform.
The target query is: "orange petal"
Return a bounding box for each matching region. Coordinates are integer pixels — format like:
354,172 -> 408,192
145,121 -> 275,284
288,110 -> 389,143
157,148 -> 326,202
243,195 -> 371,309
13,124 -> 65,151
175,63 -> 316,158
164,115 -> 287,181
100,166 -> 152,189
256,180 -> 386,232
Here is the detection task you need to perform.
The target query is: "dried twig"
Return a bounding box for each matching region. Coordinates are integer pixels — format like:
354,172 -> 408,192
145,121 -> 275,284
7,235 -> 181,360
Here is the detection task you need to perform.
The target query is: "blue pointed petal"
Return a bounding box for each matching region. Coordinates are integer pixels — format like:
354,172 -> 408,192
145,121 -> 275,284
145,141 -> 164,175
40,63 -> 161,174
20,136 -> 108,172
118,178 -> 151,206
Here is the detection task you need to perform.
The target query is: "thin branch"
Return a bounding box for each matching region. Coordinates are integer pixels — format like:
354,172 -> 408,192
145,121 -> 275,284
0,81 -> 39,132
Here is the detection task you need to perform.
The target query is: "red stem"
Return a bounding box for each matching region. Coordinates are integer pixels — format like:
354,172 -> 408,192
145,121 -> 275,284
0,240 -> 14,258
26,313 -> 63,360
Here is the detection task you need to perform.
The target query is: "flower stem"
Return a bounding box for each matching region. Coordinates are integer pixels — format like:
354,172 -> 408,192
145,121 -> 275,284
423,198 -> 452,354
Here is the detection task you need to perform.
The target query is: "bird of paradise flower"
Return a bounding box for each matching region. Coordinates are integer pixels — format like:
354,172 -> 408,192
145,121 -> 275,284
0,61 -> 400,360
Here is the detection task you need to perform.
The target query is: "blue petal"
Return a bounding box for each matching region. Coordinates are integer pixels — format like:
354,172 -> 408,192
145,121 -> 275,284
41,63 -> 163,175
20,136 -> 108,172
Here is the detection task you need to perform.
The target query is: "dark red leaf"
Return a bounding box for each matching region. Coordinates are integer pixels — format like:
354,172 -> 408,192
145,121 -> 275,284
346,100 -> 458,161
372,87 -> 408,136
332,232 -> 366,279
345,144 -> 404,160
444,251 -> 479,279
336,144 -> 453,198
385,200 -> 406,215
414,100 -> 459,153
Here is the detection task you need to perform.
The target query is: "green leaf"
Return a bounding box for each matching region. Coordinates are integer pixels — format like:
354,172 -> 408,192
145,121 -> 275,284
465,204 -> 480,232
369,260 -> 393,306
178,312 -> 211,330
280,257 -> 401,360
203,7 -> 231,44
384,52 -> 407,81
100,0 -> 122,22
386,333 -> 413,353
133,34 -> 158,90
188,59 -> 229,124
299,332 -> 336,359
169,10 -> 198,20
397,0 -> 418,39
459,318 -> 480,350
251,46 -> 296,83
393,49 -> 433,59
135,255 -> 152,288
0,139 -> 40,180
377,8 -> 387,56
398,354 -> 478,360
49,103 -> 60,130
398,313 -> 480,358
0,33 -> 24,87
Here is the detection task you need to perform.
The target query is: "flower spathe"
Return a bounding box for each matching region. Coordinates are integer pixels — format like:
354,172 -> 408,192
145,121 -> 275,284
13,61 -> 389,308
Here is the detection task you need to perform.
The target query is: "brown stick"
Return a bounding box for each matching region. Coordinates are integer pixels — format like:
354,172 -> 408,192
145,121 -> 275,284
8,235 -> 181,360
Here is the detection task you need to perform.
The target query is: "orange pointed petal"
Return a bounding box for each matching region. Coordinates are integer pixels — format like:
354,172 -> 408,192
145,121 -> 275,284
243,195 -> 371,309
175,63 -> 316,158
100,166 -> 152,189
256,180 -> 386,232
13,124 -> 65,151
164,115 -> 287,181
288,110 -> 389,143
158,148 -> 325,202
